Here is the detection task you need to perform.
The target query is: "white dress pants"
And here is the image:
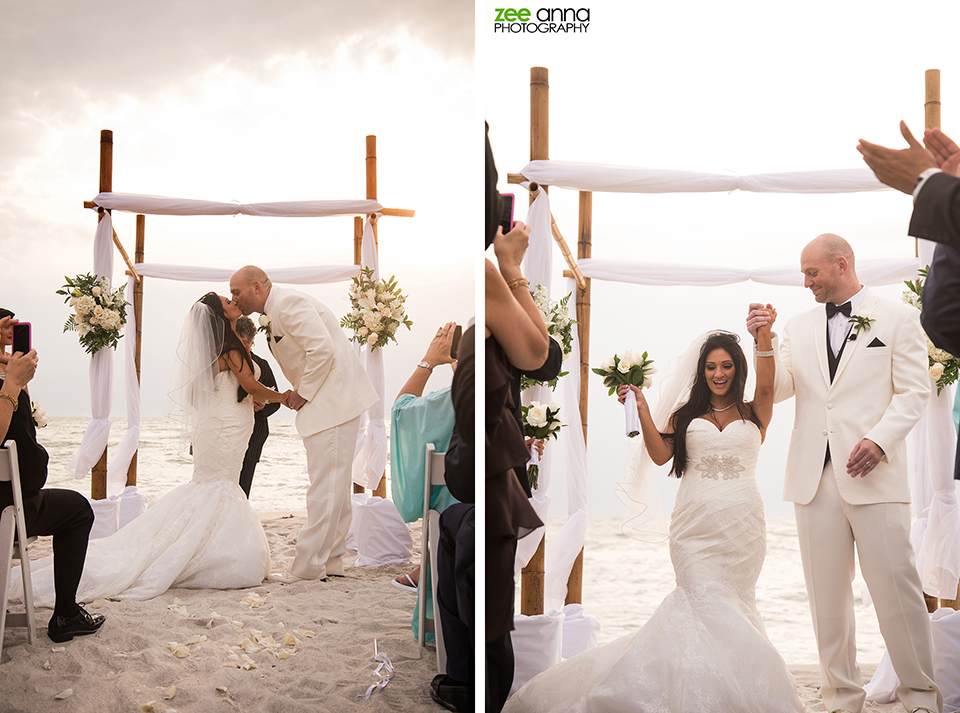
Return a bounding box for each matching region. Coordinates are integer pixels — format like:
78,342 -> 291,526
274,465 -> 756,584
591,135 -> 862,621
795,464 -> 941,713
290,415 -> 361,580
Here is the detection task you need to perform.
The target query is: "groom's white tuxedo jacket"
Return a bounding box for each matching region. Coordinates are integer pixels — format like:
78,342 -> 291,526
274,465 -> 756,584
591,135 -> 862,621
264,286 -> 379,438
773,287 -> 930,505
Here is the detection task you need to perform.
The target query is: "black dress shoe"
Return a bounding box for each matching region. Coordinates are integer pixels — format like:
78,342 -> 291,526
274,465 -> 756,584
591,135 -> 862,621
430,674 -> 472,712
48,606 -> 106,643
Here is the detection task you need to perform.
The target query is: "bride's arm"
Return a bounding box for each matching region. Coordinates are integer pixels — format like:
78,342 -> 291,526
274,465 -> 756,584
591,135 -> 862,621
751,305 -> 776,434
224,351 -> 286,404
619,384 -> 675,466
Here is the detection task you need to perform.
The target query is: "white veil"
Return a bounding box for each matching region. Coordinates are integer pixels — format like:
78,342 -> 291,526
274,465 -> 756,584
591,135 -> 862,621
167,301 -> 225,459
616,331 -> 718,542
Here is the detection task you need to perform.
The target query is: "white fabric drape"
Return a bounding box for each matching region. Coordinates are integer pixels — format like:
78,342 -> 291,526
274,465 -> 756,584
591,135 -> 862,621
93,192 -> 383,217
576,257 -> 920,288
519,161 -> 889,195
134,264 -> 359,284
351,217 -> 388,489
67,214 -> 115,479
104,273 -> 141,497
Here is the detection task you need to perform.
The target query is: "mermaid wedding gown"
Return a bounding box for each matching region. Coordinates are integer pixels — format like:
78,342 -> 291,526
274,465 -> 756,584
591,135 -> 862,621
504,418 -> 803,713
22,368 -> 271,606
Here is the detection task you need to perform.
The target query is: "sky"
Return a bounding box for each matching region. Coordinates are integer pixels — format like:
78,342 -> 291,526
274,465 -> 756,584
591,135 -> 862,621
0,0 -> 476,418
482,0 -> 960,517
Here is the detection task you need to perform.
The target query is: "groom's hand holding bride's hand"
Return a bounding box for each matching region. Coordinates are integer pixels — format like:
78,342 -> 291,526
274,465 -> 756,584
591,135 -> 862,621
746,303 -> 776,340
280,389 -> 306,410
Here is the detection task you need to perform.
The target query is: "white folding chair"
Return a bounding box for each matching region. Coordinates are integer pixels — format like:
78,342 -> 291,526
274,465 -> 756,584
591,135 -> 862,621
0,439 -> 37,658
417,443 -> 447,674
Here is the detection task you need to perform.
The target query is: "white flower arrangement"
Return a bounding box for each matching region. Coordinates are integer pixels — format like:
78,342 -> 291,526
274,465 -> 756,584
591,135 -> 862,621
520,286 -> 576,392
520,400 -> 562,490
31,399 -> 47,429
903,268 -> 960,395
340,267 -> 412,350
56,273 -> 128,355
258,315 -> 272,336
593,350 -> 657,438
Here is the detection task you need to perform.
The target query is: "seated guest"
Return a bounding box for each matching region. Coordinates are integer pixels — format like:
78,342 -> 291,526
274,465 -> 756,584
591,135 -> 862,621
234,316 -> 281,498
0,317 -> 105,642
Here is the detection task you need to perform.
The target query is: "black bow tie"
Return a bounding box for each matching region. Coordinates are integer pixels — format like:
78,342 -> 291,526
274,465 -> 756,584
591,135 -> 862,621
825,302 -> 852,318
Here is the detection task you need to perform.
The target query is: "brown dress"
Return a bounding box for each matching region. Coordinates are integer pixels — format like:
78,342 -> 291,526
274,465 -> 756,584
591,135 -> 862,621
485,336 -> 543,642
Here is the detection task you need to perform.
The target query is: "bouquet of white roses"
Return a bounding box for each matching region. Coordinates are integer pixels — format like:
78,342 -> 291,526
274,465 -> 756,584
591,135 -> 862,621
592,350 -> 656,437
56,273 -> 128,355
520,401 -> 562,490
340,267 -> 413,350
903,268 -> 960,395
520,286 -> 576,391
31,399 -> 47,429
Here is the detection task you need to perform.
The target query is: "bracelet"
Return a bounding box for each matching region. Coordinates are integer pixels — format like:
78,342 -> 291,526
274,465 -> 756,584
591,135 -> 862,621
0,391 -> 19,409
506,277 -> 530,291
754,348 -> 775,358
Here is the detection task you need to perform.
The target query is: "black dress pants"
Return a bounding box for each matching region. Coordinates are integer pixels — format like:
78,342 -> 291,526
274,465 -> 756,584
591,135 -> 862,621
24,489 -> 94,617
437,503 -> 475,687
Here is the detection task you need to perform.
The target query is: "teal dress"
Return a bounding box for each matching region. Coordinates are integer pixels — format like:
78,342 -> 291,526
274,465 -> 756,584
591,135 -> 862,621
390,387 -> 459,640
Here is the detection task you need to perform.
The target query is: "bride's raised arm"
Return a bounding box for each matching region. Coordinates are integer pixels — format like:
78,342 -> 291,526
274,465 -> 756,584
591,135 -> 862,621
224,351 -> 287,404
618,384 -> 675,466
751,304 -> 776,434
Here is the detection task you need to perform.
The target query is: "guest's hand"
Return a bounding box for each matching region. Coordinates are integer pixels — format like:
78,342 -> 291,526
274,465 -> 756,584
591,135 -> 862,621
422,322 -> 458,369
924,127 -> 960,177
847,438 -> 884,478
746,303 -> 773,340
284,389 -> 307,411
493,221 -> 531,280
4,350 -> 38,391
857,121 -> 937,194
617,384 -> 649,415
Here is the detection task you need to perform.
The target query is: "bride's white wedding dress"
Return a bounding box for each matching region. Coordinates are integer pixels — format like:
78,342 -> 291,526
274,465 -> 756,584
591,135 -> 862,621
23,368 -> 270,606
505,418 -> 803,713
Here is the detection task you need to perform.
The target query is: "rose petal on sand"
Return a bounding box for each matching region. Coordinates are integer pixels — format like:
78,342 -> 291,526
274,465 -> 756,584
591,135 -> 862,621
51,646 -> 65,653
295,629 -> 316,639
54,689 -> 73,700
215,686 -> 228,696
282,632 -> 301,646
164,686 -> 176,700
42,661 -> 51,670
140,702 -> 156,712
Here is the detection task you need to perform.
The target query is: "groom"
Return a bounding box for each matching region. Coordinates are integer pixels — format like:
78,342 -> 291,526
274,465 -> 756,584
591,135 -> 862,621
747,234 -> 940,713
230,266 -> 379,582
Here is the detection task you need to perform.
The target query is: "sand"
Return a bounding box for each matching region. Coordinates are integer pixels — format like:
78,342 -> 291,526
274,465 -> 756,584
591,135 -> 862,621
1,513 -> 916,713
0,514 -> 442,713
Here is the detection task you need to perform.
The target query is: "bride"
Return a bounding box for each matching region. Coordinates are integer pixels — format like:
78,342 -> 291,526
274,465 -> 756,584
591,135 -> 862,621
21,293 -> 288,607
504,310 -> 804,713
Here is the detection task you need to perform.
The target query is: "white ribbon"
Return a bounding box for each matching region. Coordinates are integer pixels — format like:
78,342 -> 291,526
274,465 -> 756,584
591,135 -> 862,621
361,641 -> 394,699
623,389 -> 641,438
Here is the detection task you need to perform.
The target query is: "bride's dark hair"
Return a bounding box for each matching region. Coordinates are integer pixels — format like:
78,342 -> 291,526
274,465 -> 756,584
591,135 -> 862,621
198,292 -> 254,403
666,331 -> 761,478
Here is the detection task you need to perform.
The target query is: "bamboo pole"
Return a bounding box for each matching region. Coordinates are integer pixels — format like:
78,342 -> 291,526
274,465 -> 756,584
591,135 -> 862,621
125,215 -> 145,487
521,66 -> 549,617
379,208 -> 415,218
353,214 -> 366,496
111,228 -> 141,283
91,129 -> 113,501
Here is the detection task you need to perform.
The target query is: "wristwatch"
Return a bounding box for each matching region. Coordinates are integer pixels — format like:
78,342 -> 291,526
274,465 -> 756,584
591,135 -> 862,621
417,360 -> 434,371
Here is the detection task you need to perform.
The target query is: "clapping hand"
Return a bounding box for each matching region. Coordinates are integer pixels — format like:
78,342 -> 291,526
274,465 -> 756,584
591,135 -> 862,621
857,121 -> 937,194
924,127 -> 960,177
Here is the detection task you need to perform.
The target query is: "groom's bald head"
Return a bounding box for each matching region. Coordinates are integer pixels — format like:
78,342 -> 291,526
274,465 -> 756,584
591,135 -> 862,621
229,265 -> 272,315
800,233 -> 860,304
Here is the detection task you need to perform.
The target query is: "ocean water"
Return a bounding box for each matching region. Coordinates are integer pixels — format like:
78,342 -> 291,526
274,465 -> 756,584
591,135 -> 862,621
543,516 -> 888,665
37,416 -> 388,512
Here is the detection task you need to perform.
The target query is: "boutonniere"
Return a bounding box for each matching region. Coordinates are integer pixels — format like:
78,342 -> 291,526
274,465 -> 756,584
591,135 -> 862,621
847,314 -> 875,340
258,314 -> 272,337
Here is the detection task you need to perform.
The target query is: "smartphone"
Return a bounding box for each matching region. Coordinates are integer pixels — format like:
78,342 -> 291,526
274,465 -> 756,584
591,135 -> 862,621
12,322 -> 31,355
450,324 -> 463,360
499,193 -> 515,234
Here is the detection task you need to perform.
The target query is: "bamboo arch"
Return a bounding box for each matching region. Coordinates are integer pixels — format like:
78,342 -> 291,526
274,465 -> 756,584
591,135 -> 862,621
80,130 -> 414,503
510,67 -> 960,618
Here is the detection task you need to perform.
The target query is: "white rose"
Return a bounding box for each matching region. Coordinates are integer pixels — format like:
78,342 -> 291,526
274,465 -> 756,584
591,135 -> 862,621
645,364 -> 658,376
600,356 -> 616,372
93,305 -> 104,319
358,326 -> 369,336
617,360 -> 631,374
548,419 -> 562,432
379,305 -> 391,317
89,316 -> 99,325
618,350 -> 638,369
548,402 -> 560,412
367,333 -> 379,345
258,315 -> 270,328
526,403 -> 548,428
641,377 -> 654,390
92,285 -> 101,297
69,297 -> 78,307
929,363 -> 945,381
387,323 -> 398,334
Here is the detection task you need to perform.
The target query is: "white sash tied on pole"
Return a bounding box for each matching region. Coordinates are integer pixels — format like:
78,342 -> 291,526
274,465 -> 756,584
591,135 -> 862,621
93,192 -> 383,217
68,212 -> 114,478
133,264 -> 359,284
105,273 -> 141,497
352,216 -> 388,489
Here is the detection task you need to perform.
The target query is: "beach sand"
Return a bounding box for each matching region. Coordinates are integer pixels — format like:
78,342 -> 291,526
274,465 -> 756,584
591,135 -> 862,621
1,514 -> 442,713
1,513 -> 910,713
